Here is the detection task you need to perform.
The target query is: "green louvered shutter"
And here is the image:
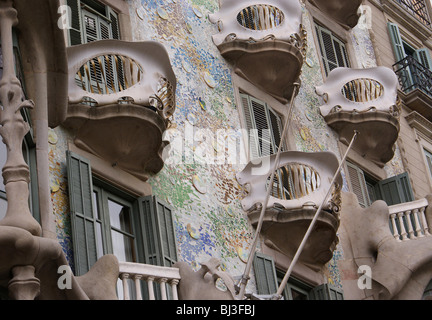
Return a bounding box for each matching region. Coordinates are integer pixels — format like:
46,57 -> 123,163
137,196 -> 177,267
67,0 -> 83,46
315,24 -> 350,76
388,22 -> 406,62
377,172 -> 414,206
253,253 -> 278,295
346,162 -> 370,208
66,151 -> 97,276
241,93 -> 260,161
310,283 -> 344,300
415,48 -> 432,71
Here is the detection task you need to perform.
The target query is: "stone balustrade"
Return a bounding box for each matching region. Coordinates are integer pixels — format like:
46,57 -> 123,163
388,198 -> 431,241
118,261 -> 181,300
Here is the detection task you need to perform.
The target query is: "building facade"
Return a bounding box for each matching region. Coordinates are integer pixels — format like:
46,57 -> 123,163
0,0 -> 431,300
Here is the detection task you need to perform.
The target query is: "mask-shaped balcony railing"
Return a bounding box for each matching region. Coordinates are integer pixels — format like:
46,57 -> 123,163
209,0 -> 307,104
64,40 -> 176,180
236,151 -> 342,267
316,67 -> 400,166
308,0 -> 363,28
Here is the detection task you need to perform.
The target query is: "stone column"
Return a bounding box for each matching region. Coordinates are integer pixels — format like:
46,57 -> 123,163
0,0 -> 41,300
0,0 -> 41,236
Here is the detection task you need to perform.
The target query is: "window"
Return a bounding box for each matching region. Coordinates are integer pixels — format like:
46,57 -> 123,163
67,0 -> 120,46
315,23 -> 350,76
252,253 -> 344,300
67,0 -> 125,95
240,93 -> 285,160
424,149 -> 432,180
0,32 -> 39,223
240,93 -> 288,197
389,22 -> 432,94
66,151 -> 178,277
346,161 -> 415,207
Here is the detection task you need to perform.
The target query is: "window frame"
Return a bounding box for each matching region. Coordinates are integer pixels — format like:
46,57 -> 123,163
233,74 -> 291,163
66,151 -> 178,276
346,160 -> 414,207
315,23 -> 351,76
92,181 -> 138,263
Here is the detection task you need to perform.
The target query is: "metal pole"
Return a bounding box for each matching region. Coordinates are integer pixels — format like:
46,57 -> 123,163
237,83 -> 300,300
273,130 -> 359,299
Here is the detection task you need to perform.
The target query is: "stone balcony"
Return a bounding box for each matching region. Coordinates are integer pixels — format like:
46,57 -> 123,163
236,151 -> 342,270
308,0 -> 363,28
316,66 -> 401,166
209,0 -> 307,104
63,39 -> 176,180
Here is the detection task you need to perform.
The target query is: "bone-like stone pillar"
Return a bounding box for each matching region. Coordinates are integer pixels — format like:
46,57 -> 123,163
0,0 -> 41,236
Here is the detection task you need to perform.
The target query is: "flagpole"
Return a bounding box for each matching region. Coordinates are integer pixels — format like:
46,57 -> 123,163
272,130 -> 359,300
237,83 -> 300,300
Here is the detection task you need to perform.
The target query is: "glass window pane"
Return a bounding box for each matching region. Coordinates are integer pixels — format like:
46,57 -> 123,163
108,199 -> 132,233
0,197 -> 7,221
111,230 -> 135,262
96,221 -> 103,259
92,191 -> 101,220
0,142 -> 6,193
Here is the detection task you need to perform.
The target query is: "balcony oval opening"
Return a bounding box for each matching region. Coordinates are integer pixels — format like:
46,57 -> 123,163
342,78 -> 384,103
75,54 -> 144,95
236,5 -> 284,31
266,163 -> 321,200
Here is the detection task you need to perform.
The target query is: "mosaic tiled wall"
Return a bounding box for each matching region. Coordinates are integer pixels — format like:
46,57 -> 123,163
49,0 -> 407,294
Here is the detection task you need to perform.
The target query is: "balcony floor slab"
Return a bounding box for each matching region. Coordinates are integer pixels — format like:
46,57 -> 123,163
324,111 -> 400,166
218,39 -> 303,104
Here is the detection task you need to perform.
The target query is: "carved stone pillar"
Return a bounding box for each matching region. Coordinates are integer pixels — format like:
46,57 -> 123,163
8,266 -> 40,300
0,0 -> 41,236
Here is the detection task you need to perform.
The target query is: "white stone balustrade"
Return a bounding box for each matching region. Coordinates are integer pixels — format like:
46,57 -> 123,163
388,198 -> 431,241
118,261 -> 181,300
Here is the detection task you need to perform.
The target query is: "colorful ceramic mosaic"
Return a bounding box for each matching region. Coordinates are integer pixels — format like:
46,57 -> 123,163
47,0 -> 407,295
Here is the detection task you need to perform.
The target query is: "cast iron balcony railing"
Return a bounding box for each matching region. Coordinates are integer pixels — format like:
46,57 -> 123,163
393,55 -> 432,97
236,151 -> 342,268
394,0 -> 431,26
209,0 -> 307,104
316,67 -> 401,166
64,39 -> 177,180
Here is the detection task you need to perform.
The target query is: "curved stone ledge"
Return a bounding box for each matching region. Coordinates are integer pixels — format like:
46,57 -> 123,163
218,39 -> 304,103
64,103 -> 168,180
324,110 -> 400,166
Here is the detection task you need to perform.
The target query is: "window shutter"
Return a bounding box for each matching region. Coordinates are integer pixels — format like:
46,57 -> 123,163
268,108 -> 284,152
250,97 -> 273,157
137,196 -> 178,267
240,93 -> 260,161
388,22 -> 406,62
377,172 -> 415,206
67,0 -> 83,46
66,151 -> 97,276
107,7 -> 120,40
315,24 -> 350,76
253,253 -> 278,295
346,162 -> 370,207
415,48 -> 432,71
310,283 -> 344,300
